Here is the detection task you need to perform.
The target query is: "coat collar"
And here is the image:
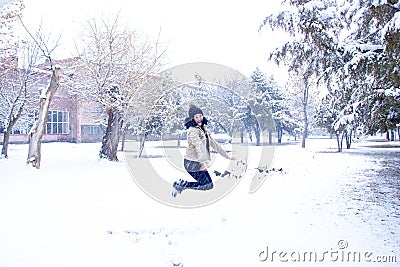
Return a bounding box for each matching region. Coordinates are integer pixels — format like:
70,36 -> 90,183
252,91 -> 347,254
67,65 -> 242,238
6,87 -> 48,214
184,117 -> 208,129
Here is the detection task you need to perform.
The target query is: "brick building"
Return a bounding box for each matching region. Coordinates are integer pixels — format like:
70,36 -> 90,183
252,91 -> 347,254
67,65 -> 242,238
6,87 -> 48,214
0,58 -> 105,144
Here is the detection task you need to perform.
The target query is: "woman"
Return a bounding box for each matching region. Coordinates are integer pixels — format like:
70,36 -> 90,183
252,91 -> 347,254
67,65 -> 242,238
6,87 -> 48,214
172,104 -> 235,197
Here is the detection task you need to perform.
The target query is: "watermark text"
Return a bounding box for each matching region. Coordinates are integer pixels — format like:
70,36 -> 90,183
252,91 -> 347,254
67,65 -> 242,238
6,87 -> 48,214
259,240 -> 397,264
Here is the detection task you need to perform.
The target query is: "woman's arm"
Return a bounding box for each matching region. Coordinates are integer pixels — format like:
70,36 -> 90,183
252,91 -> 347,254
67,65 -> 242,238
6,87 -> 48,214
208,133 -> 234,160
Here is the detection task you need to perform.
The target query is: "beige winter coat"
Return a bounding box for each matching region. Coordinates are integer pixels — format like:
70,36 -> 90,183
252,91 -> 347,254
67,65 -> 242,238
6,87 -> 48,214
184,125 -> 230,166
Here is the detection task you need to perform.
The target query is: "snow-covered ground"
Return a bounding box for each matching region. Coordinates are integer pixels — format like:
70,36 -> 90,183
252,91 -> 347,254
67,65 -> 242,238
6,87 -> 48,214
0,137 -> 399,267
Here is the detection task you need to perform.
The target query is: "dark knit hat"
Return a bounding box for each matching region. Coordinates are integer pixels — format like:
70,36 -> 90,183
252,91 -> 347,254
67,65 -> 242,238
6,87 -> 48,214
188,104 -> 204,118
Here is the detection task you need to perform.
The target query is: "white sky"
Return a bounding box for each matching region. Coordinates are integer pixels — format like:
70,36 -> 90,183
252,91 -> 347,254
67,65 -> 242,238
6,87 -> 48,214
22,0 -> 286,79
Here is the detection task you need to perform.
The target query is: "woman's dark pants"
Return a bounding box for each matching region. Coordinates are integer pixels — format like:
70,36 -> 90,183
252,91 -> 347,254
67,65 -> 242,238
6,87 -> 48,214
182,159 -> 214,190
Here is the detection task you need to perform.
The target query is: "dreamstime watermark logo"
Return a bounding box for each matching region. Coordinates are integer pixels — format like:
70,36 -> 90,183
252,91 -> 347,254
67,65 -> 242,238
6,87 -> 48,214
259,240 -> 397,264
124,62 -> 275,208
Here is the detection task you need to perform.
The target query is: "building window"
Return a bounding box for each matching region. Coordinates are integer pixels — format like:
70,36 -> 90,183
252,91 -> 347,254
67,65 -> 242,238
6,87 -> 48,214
46,110 -> 69,134
81,125 -> 101,136
88,126 -> 100,135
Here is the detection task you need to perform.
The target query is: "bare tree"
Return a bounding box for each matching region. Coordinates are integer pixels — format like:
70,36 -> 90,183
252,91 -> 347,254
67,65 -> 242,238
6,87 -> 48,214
300,80 -> 309,148
286,71 -> 318,148
21,21 -> 61,168
27,67 -> 60,168
71,14 -> 165,161
0,0 -> 24,72
122,74 -> 175,157
0,74 -> 26,158
0,0 -> 39,158
1,36 -> 42,158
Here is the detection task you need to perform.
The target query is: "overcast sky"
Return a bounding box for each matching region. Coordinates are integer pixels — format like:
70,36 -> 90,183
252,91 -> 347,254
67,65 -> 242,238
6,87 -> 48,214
22,0 -> 286,78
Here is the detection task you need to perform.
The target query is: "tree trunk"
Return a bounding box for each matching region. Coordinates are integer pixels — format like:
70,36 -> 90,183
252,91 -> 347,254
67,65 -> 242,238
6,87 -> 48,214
1,130 -> 11,158
120,128 -> 126,152
120,121 -> 128,152
390,130 -> 395,141
398,126 -> 400,142
345,130 -> 352,149
138,134 -> 147,157
301,119 -> 308,148
340,131 -> 346,151
268,130 -> 273,145
240,130 -> 244,143
27,67 -> 61,168
301,83 -> 309,149
1,121 -> 17,158
277,127 -> 282,144
301,102 -> 308,148
2,82 -> 27,158
100,108 -> 122,161
336,131 -> 343,152
252,115 -> 261,146
254,126 -> 260,146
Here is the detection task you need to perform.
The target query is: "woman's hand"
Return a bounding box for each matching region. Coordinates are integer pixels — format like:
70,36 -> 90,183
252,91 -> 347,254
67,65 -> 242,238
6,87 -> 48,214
200,163 -> 207,171
228,156 -> 236,160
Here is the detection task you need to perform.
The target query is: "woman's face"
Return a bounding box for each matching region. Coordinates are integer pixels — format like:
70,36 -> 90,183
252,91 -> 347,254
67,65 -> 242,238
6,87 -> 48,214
193,114 -> 203,126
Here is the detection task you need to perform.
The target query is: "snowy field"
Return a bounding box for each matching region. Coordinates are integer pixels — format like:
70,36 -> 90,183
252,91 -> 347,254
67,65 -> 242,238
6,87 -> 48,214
0,137 -> 399,267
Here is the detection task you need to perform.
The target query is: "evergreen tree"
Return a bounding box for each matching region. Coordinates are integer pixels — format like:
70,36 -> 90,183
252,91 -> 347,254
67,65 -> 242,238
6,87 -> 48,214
251,68 -> 296,143
261,0 -> 400,150
315,94 -> 337,137
337,0 -> 400,140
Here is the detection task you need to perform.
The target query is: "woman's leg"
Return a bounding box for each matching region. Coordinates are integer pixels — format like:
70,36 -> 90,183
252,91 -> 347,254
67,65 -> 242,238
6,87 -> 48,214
182,170 -> 214,190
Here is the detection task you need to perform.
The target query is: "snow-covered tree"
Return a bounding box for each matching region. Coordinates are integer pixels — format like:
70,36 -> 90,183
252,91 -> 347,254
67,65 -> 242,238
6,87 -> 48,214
287,72 -> 320,148
0,0 -> 23,70
0,39 -> 40,158
260,0 -> 341,148
1,0 -> 62,165
369,88 -> 400,140
214,77 -> 266,145
343,1 -> 400,138
0,0 -> 28,158
220,74 -> 253,141
315,94 -> 337,137
261,0 -> 400,150
251,68 -> 296,144
22,22 -> 62,168
68,14 -> 165,161
327,0 -> 400,144
123,74 -> 177,157
249,69 -> 273,144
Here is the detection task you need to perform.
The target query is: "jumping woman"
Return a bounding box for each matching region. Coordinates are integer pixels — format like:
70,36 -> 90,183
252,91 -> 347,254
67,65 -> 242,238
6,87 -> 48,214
172,104 -> 235,197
